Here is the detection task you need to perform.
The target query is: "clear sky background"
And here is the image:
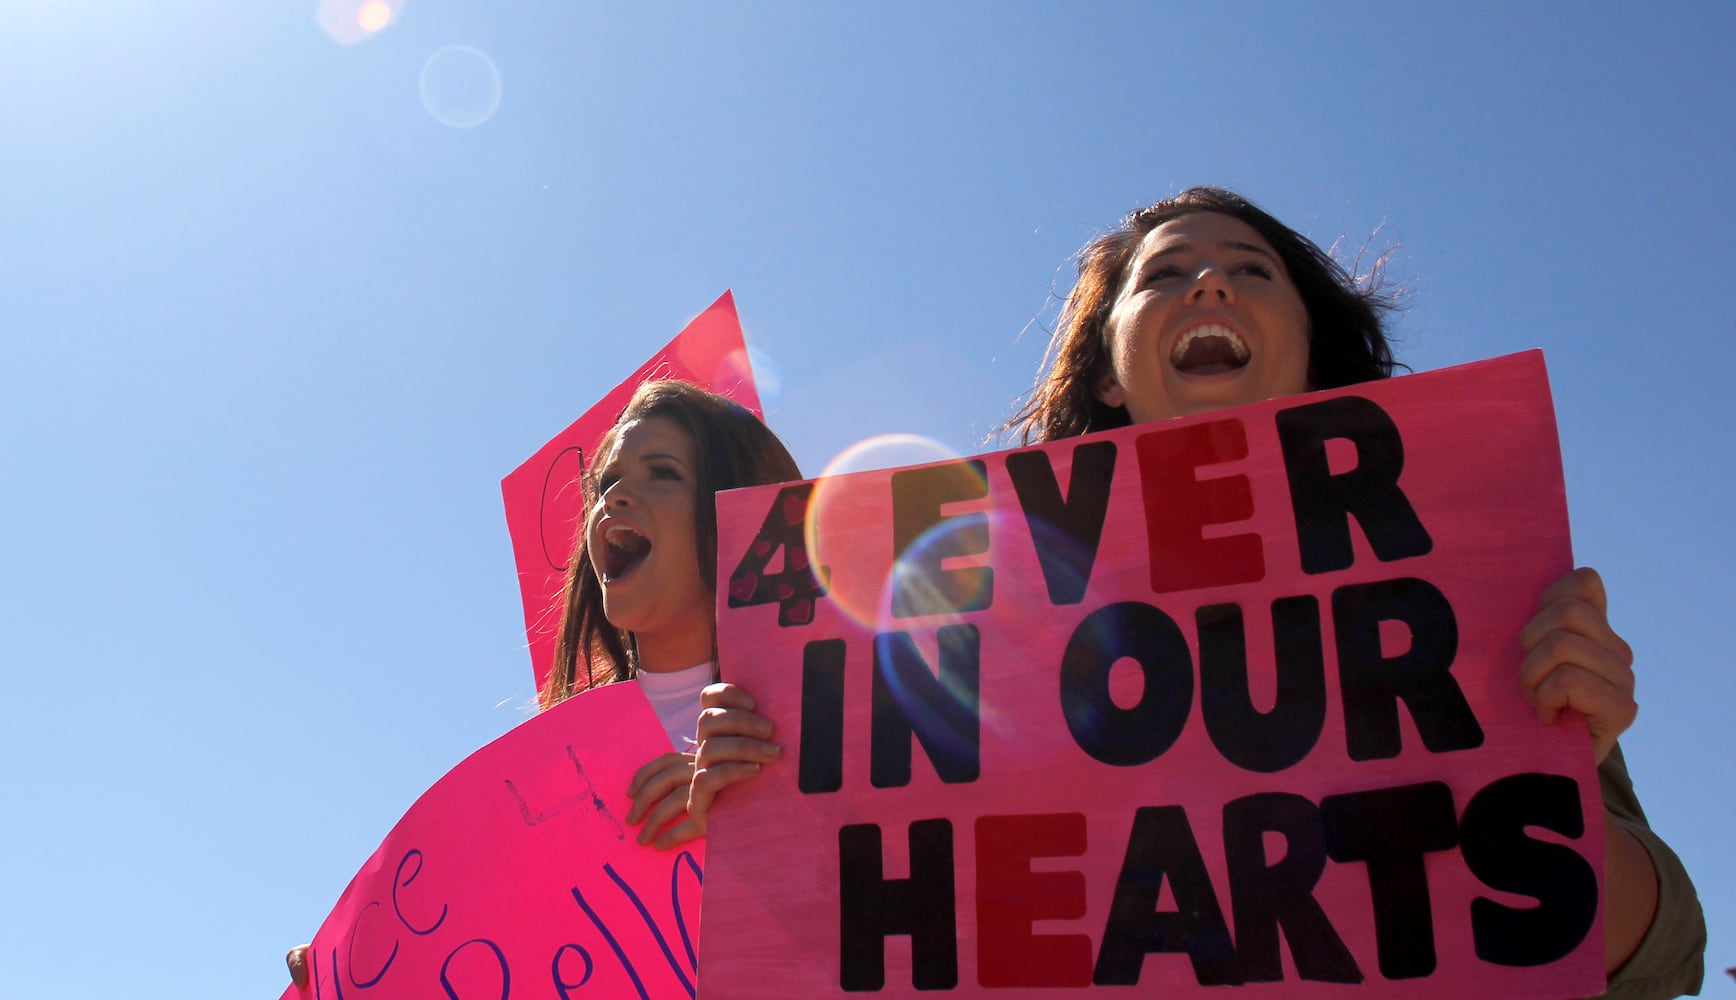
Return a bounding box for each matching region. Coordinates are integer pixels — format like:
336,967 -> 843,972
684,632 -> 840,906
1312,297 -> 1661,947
2,2 -> 1731,996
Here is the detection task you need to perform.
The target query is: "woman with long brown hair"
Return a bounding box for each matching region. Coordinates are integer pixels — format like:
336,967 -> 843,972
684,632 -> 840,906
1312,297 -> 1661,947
287,378 -> 800,989
694,188 -> 1704,998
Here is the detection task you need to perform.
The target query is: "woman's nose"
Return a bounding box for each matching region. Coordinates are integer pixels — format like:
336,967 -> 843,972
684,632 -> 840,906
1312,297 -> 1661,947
1186,265 -> 1234,304
603,481 -> 634,507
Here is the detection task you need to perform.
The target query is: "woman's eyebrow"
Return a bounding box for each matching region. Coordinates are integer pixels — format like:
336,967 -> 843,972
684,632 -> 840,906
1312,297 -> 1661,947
1223,239 -> 1278,262
639,451 -> 690,466
1146,239 -> 1276,263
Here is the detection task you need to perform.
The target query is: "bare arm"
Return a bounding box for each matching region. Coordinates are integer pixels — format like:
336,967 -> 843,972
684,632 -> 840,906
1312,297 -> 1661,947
1519,568 -> 1704,991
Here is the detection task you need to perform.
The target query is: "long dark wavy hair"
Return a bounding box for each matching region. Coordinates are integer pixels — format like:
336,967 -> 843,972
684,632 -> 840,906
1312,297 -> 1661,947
538,380 -> 801,709
1005,186 -> 1400,443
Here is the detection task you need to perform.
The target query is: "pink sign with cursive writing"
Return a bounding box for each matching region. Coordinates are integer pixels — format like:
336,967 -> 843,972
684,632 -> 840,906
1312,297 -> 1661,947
282,683 -> 703,1000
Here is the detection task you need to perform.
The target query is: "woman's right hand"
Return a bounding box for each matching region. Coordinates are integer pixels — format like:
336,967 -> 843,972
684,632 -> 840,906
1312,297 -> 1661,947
684,682 -> 782,837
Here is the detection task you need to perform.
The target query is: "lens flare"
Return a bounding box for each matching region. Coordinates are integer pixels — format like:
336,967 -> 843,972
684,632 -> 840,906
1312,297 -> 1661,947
868,508 -> 1001,750
698,347 -> 758,406
877,473 -> 995,623
871,629 -> 982,774
818,434 -> 960,479
802,437 -> 1041,751
315,0 -> 401,45
743,345 -> 780,409
804,435 -> 966,630
419,45 -> 502,129
356,0 -> 392,31
876,506 -> 1067,744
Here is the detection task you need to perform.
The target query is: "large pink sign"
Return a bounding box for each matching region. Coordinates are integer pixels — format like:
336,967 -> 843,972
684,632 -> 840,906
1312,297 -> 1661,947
700,352 -> 1605,997
500,290 -> 762,692
281,683 -> 703,1000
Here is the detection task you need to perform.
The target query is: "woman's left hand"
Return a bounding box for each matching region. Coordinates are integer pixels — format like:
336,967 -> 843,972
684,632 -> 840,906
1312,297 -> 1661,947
1518,566 -> 1636,764
624,751 -> 697,847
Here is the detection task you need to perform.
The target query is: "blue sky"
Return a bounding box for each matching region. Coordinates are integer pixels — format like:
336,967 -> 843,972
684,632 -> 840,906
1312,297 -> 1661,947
2,2 -> 1731,996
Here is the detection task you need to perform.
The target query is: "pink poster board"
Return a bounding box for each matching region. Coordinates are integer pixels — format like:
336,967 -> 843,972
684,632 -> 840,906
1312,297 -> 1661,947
281,683 -> 703,1000
501,290 -> 762,693
699,352 -> 1605,997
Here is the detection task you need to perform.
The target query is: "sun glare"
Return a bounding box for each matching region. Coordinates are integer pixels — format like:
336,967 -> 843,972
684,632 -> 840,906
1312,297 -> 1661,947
355,0 -> 393,32
316,0 -> 401,45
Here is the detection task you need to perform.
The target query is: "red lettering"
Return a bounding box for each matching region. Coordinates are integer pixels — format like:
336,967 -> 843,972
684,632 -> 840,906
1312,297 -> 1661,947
975,813 -> 1091,987
1135,419 -> 1263,593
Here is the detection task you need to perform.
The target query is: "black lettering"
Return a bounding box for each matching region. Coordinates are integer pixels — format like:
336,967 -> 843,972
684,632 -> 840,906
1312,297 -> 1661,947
1461,773 -> 1598,966
1222,792 -> 1361,983
1093,805 -> 1241,986
839,820 -> 959,991
1060,602 -> 1192,766
1276,396 -> 1433,574
799,638 -> 847,793
1198,598 -> 1326,773
890,461 -> 992,617
539,445 -> 585,571
1321,782 -> 1459,980
1333,578 -> 1483,760
1005,442 -> 1116,606
871,628 -> 980,787
726,482 -> 827,626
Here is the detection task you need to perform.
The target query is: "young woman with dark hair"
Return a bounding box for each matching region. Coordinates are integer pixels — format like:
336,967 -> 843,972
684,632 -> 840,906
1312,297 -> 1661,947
287,379 -> 801,989
696,189 -> 1704,998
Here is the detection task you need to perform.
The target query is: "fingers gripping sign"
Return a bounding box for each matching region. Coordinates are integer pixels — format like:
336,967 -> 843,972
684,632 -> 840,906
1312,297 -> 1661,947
685,682 -> 783,839
1518,566 -> 1637,764
625,751 -> 699,848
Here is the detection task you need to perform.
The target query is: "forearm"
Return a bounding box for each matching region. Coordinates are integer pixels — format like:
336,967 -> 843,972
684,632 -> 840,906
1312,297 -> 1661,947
1602,815 -> 1657,974
1594,744 -> 1705,999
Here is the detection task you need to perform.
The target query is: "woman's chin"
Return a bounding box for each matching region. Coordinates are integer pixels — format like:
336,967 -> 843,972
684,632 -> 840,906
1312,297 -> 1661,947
1128,383 -> 1260,423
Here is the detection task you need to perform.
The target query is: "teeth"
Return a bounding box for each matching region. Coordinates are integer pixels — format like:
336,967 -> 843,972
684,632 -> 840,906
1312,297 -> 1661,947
599,523 -> 651,580
1170,324 -> 1249,365
606,524 -> 647,549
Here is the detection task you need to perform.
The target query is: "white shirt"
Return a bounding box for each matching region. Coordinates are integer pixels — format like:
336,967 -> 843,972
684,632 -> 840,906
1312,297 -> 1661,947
634,661 -> 713,750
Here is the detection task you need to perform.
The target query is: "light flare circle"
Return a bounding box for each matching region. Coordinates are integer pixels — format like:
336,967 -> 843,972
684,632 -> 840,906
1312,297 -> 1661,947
867,502 -> 1104,747
803,435 -> 965,631
420,45 -> 502,128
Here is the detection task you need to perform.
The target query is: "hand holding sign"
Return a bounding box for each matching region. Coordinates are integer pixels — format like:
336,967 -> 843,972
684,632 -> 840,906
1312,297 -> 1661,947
1518,566 -> 1637,764
281,684 -> 706,1000
625,750 -> 700,849
288,297 -> 791,997
686,681 -> 783,836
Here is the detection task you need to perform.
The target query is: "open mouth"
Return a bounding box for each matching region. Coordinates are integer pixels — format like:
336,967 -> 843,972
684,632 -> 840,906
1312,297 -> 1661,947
599,524 -> 652,581
1170,323 -> 1251,376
